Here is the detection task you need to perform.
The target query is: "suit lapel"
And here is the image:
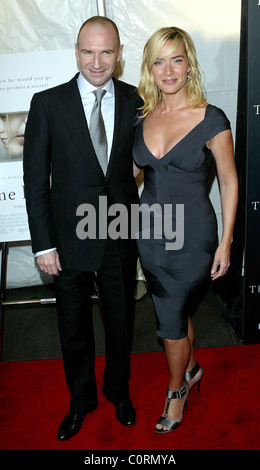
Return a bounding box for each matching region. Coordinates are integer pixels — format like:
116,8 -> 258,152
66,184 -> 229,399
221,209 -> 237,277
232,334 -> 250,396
53,75 -> 136,178
106,78 -> 135,179
54,74 -> 104,175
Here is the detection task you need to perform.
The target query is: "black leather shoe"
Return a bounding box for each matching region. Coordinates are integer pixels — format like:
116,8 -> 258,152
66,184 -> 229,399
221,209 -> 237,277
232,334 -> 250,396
57,411 -> 87,441
115,400 -> 136,426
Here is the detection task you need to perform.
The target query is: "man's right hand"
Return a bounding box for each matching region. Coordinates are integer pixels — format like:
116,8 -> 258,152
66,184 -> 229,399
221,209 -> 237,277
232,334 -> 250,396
36,250 -> 62,276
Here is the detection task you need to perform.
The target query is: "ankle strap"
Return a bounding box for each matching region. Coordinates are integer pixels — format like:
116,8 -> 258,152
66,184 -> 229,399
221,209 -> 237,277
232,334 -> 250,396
185,361 -> 200,381
167,383 -> 187,400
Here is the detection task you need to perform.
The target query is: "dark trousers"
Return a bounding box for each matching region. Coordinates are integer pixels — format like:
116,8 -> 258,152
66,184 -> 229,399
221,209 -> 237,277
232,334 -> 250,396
54,238 -> 137,413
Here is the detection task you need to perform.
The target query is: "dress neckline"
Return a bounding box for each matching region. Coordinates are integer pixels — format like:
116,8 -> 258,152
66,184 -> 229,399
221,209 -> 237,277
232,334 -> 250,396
142,104 -> 210,161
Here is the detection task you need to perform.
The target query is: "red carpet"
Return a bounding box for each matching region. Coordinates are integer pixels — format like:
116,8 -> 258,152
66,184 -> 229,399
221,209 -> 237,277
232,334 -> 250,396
0,345 -> 260,451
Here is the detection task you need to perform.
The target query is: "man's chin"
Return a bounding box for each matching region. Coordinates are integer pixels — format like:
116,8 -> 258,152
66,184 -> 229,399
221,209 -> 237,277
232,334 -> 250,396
83,70 -> 111,88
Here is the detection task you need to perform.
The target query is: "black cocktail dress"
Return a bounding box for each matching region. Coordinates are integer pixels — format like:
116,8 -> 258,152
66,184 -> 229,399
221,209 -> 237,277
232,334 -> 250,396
133,104 -> 230,339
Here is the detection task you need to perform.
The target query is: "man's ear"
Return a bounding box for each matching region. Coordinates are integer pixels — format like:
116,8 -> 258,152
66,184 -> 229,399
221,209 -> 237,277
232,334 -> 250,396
117,44 -> 124,62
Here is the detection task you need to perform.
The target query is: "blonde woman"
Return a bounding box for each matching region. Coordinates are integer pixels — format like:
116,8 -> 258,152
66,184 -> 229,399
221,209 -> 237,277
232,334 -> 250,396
133,27 -> 238,433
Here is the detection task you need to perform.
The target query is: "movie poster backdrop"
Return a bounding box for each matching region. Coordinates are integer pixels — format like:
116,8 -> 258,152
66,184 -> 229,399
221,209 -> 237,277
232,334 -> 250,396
0,50 -> 77,242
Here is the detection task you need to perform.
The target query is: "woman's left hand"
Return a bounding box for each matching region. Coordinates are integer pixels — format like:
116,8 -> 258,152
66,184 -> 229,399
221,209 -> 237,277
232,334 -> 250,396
210,243 -> 231,280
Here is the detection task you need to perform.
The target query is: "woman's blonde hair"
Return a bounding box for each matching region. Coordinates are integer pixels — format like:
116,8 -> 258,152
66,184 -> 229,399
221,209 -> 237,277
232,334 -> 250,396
138,27 -> 206,117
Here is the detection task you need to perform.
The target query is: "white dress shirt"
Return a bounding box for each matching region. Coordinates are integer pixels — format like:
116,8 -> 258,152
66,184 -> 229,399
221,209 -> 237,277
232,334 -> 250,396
35,73 -> 115,257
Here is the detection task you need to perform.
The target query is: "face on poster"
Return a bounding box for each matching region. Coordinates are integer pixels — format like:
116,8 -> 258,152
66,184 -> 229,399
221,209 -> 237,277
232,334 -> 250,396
0,112 -> 28,162
0,111 -> 29,241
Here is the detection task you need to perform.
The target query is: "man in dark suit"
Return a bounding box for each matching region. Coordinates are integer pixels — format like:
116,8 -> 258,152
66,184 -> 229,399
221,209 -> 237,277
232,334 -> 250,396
23,16 -> 141,441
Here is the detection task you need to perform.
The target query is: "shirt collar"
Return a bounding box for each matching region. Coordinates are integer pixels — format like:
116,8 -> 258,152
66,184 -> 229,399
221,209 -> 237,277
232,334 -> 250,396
77,73 -> 115,98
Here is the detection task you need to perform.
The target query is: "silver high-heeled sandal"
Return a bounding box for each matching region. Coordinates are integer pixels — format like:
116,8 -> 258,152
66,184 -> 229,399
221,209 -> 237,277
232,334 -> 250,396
155,380 -> 189,434
185,361 -> 204,393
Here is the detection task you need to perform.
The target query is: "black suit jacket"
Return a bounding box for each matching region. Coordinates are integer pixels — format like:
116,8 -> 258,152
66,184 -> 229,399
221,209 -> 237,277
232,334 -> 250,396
23,74 -> 141,271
